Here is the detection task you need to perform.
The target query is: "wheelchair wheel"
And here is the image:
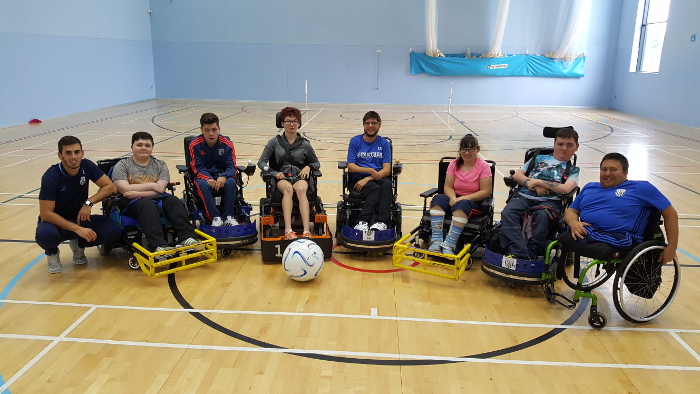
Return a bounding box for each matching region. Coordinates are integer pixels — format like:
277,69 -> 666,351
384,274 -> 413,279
612,241 -> 681,324
561,252 -> 615,292
221,248 -> 232,257
465,256 -> 473,270
97,243 -> 112,256
128,257 -> 140,270
588,312 -> 607,329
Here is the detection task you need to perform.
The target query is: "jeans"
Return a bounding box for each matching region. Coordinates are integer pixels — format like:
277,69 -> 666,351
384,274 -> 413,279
499,194 -> 561,259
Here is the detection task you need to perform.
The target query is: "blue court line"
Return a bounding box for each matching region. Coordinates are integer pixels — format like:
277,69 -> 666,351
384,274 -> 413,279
678,248 -> 700,264
0,374 -> 9,394
0,254 -> 44,307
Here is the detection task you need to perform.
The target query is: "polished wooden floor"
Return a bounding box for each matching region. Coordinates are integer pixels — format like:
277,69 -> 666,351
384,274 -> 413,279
1,99 -> 699,393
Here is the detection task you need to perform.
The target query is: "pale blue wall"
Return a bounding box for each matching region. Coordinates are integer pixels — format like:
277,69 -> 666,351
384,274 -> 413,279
0,0 -> 155,127
149,0 -> 622,108
610,0 -> 700,128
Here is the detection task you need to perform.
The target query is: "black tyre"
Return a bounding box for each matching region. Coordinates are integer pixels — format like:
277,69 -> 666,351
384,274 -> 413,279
128,257 -> 140,270
561,251 -> 615,292
221,248 -> 232,257
588,312 -> 607,329
465,256 -> 473,270
97,243 -> 112,256
612,241 -> 681,324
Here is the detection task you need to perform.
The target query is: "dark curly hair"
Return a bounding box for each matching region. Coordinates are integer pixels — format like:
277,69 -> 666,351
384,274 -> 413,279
280,107 -> 302,125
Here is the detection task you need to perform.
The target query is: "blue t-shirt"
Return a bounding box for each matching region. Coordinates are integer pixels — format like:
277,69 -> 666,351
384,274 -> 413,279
519,154 -> 580,200
570,180 -> 671,243
38,159 -> 105,220
347,135 -> 391,180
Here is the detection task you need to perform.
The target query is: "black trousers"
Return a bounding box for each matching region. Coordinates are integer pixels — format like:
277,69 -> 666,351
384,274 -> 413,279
357,177 -> 392,224
125,195 -> 197,249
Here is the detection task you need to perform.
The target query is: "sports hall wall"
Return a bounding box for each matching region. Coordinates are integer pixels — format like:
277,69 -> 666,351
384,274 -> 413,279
149,0 -> 621,109
610,0 -> 700,129
0,0 -> 155,127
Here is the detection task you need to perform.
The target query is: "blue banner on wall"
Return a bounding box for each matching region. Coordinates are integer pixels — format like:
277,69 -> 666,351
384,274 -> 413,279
410,52 -> 585,78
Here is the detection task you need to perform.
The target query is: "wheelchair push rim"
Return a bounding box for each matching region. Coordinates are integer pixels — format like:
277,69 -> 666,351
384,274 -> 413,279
612,242 -> 681,324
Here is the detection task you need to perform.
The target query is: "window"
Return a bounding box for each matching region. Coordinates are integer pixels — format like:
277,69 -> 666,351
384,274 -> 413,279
632,0 -> 671,73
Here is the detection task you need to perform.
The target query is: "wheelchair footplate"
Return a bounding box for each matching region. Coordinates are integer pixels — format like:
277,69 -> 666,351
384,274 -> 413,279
131,229 -> 218,277
338,225 -> 398,252
192,210 -> 258,250
392,228 -> 473,280
480,246 -> 545,285
260,214 -> 333,263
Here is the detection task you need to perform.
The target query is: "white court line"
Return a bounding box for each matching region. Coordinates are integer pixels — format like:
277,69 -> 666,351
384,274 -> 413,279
669,332 -> 700,364
302,108 -> 325,128
371,308 -> 378,317
431,110 -> 457,133
0,332 -> 698,372
650,147 -> 700,165
1,299 -> 699,334
0,306 -> 96,393
564,111 -> 647,137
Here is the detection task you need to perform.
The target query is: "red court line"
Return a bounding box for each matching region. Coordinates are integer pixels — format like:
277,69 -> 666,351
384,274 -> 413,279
331,245 -> 419,273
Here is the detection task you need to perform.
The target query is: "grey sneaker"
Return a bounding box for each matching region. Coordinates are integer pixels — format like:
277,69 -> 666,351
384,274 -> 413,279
155,245 -> 177,260
354,221 -> 369,231
47,252 -> 62,274
69,239 -> 88,265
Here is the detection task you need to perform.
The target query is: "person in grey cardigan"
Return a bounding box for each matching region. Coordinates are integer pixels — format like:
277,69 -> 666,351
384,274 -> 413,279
258,107 -> 320,239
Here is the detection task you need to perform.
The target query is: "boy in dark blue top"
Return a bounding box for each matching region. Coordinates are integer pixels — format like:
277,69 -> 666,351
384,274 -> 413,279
565,152 -> 678,264
346,111 -> 392,232
188,113 -> 239,226
36,136 -> 121,274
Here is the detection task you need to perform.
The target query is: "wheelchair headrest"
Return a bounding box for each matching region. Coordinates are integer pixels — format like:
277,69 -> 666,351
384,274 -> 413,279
183,135 -> 197,170
276,112 -> 301,129
543,126 -> 574,139
96,158 -> 122,178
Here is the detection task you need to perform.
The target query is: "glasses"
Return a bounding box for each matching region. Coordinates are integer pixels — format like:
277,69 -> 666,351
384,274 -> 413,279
282,120 -> 299,125
459,148 -> 478,153
363,121 -> 380,126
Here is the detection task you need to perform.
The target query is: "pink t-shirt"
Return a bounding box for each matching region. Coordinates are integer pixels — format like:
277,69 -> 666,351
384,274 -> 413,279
446,157 -> 492,196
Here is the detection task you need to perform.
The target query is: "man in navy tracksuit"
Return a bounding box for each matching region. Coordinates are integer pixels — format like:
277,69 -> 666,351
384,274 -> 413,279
188,113 -> 238,226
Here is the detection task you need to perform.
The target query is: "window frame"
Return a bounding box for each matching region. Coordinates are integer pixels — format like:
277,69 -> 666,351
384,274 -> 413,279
634,0 -> 670,73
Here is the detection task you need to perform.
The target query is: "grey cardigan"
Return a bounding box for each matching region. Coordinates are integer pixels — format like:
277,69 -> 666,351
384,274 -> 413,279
257,134 -> 320,178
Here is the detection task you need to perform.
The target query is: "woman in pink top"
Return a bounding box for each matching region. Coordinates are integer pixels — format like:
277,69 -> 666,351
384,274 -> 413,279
429,134 -> 493,254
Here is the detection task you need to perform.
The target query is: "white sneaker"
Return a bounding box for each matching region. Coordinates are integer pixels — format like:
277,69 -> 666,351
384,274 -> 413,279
47,252 -> 62,274
211,217 -> 223,227
68,239 -> 88,265
354,221 -> 369,231
369,222 -> 388,232
224,216 -> 239,226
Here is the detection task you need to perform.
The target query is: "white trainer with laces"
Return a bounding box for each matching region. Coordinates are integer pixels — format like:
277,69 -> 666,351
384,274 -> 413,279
224,216 -> 239,226
354,221 -> 369,231
211,217 -> 224,227
369,222 -> 388,232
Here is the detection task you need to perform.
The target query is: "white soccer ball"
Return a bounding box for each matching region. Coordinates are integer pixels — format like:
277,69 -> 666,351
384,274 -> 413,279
282,239 -> 324,282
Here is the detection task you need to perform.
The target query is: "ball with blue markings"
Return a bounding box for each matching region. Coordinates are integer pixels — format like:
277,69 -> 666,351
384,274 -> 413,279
282,239 -> 324,281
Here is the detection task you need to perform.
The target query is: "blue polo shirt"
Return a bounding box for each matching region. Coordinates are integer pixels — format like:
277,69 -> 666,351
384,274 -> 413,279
39,159 -> 105,220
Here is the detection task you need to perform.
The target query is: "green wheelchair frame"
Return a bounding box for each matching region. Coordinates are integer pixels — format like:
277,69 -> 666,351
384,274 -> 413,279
539,237 -> 681,329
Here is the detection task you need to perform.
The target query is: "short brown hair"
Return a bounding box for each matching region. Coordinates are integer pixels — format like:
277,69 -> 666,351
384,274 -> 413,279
131,131 -> 154,146
555,127 -> 579,144
363,111 -> 381,123
200,112 -> 219,127
279,107 -> 302,124
58,136 -> 82,153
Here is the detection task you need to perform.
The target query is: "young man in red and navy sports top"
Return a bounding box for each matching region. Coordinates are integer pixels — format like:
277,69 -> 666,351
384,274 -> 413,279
188,113 -> 239,226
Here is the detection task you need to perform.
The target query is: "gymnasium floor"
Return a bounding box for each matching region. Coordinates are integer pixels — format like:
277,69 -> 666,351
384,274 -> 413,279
1,99 -> 699,393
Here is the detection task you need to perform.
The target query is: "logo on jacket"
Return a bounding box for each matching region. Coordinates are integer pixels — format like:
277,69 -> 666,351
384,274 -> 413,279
615,189 -> 626,197
80,176 -> 86,185
218,149 -> 224,156
200,150 -> 205,155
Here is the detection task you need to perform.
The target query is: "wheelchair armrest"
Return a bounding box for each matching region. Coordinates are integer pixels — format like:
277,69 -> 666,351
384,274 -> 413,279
167,182 -> 180,192
338,161 -> 347,169
261,172 -> 273,182
312,169 -> 322,178
393,162 -> 403,176
420,188 -> 438,198
244,164 -> 256,176
176,165 -> 189,174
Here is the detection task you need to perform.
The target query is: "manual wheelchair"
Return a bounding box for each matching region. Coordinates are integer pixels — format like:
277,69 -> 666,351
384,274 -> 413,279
176,136 -> 258,257
392,157 -> 496,280
336,137 -> 403,253
95,158 -> 217,277
540,210 -> 681,329
257,114 -> 333,263
481,126 -> 578,285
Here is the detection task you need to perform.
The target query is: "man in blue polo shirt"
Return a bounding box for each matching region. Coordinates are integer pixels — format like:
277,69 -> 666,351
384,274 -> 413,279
36,136 -> 121,273
565,152 -> 678,263
346,111 -> 392,232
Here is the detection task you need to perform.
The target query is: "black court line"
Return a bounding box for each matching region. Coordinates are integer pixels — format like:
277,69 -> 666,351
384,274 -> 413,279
168,270 -> 590,365
447,113 -> 479,136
